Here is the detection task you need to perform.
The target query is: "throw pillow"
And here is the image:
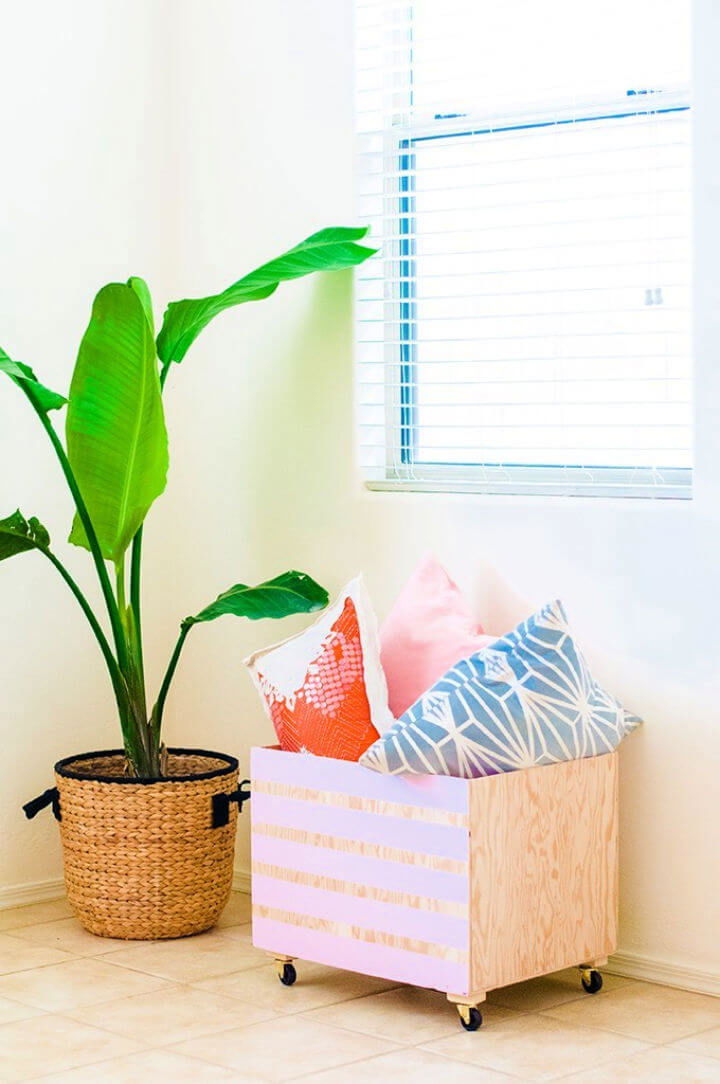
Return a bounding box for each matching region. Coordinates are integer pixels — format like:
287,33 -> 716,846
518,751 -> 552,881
380,554 -> 496,716
246,575 -> 394,760
361,599 -> 641,777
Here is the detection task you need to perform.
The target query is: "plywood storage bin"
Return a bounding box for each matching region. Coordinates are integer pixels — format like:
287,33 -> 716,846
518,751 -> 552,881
250,746 -> 618,1030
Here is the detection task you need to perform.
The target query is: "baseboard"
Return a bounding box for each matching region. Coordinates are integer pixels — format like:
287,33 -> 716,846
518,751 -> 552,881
2,872 -> 251,909
232,867 -> 252,894
0,876 -> 66,911
3,873 -> 251,910
607,952 -> 720,998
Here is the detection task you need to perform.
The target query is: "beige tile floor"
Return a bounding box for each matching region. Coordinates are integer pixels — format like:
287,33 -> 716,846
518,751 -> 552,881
0,893 -> 717,1081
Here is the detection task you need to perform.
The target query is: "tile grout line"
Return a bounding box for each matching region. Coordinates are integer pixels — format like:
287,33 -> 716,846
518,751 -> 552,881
90,951 -> 271,982
655,1033 -> 720,1059
183,980 -> 412,1018
532,1005 -> 712,1043
1,933 -> 134,959
61,981 -> 290,1029
548,1039 -> 720,1081
288,1042 -> 528,1082
25,1037 -> 239,1081
400,1040 -> 535,1082
294,1002 -> 533,1045
417,1030 -> 656,1084
0,954 -> 79,980
0,1013 -> 158,1083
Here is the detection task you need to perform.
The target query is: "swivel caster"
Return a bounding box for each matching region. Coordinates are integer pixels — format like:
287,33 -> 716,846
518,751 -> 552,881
580,967 -> 603,994
456,1004 -> 482,1031
276,961 -> 297,986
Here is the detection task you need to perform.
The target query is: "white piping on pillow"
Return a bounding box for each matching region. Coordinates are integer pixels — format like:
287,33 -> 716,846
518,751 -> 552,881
243,574 -> 395,736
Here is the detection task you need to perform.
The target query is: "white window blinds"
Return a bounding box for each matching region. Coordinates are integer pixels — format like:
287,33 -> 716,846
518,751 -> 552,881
355,0 -> 693,497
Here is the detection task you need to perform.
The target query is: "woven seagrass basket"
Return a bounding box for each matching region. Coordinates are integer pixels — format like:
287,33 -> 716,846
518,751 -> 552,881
51,748 -> 243,940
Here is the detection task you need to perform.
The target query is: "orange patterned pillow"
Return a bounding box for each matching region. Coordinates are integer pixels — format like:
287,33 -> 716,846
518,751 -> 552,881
245,577 -> 394,761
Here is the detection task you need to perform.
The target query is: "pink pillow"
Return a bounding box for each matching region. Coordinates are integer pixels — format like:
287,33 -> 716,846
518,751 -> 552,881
380,556 -> 496,717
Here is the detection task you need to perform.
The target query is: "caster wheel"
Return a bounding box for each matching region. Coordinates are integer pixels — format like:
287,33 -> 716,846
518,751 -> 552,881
278,962 -> 297,986
581,968 -> 603,994
457,1005 -> 482,1031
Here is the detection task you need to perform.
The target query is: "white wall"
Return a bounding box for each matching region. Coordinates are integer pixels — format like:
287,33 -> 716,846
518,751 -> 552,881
163,0 -> 720,990
1,0 -> 718,993
0,0 -> 174,896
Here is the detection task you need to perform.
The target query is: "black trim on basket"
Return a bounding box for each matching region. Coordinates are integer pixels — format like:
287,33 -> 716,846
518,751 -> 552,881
212,780 -> 251,828
54,747 -> 239,784
23,786 -> 61,821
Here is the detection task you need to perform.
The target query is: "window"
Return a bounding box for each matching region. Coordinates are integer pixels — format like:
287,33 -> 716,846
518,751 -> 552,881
356,0 -> 692,497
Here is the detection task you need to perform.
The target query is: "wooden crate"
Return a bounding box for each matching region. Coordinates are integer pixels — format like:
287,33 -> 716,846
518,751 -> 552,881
250,746 -> 618,1015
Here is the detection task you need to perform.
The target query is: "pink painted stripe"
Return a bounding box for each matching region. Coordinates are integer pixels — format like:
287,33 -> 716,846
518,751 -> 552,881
252,793 -> 468,861
251,832 -> 468,903
253,915 -> 469,994
251,746 -> 468,815
251,874 -> 468,950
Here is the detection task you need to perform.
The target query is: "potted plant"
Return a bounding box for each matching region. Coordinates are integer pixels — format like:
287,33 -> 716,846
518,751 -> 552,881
2,227 -> 375,939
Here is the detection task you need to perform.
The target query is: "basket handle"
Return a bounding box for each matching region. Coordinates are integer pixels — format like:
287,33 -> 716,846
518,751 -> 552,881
212,779 -> 251,828
23,787 -> 61,822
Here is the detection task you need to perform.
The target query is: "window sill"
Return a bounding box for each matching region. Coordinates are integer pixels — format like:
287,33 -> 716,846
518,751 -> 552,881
364,478 -> 693,501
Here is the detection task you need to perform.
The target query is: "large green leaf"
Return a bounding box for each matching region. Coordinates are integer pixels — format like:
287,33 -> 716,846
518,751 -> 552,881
66,283 -> 169,563
157,226 -> 376,365
0,349 -> 67,413
182,570 -> 328,628
128,276 -> 154,336
0,510 -> 50,561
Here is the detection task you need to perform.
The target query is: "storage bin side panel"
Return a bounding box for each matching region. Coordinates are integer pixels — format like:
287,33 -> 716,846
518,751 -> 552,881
250,747 -> 472,994
469,752 -> 619,993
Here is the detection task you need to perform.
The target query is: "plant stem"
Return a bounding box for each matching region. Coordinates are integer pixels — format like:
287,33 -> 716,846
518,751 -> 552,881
146,359 -> 176,753
41,548 -> 126,709
21,388 -> 129,672
39,547 -> 148,769
115,559 -> 126,613
115,558 -> 156,774
116,557 -> 146,717
152,623 -> 191,741
129,527 -> 144,683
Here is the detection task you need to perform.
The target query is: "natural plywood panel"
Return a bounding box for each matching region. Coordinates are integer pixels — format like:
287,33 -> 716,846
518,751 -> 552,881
252,778 -> 469,827
251,860 -> 467,916
468,752 -> 618,994
252,746 -> 469,813
253,904 -> 468,963
251,821 -> 468,876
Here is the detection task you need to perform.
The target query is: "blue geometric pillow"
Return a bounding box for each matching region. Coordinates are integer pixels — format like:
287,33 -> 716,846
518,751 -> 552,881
360,600 -> 641,778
